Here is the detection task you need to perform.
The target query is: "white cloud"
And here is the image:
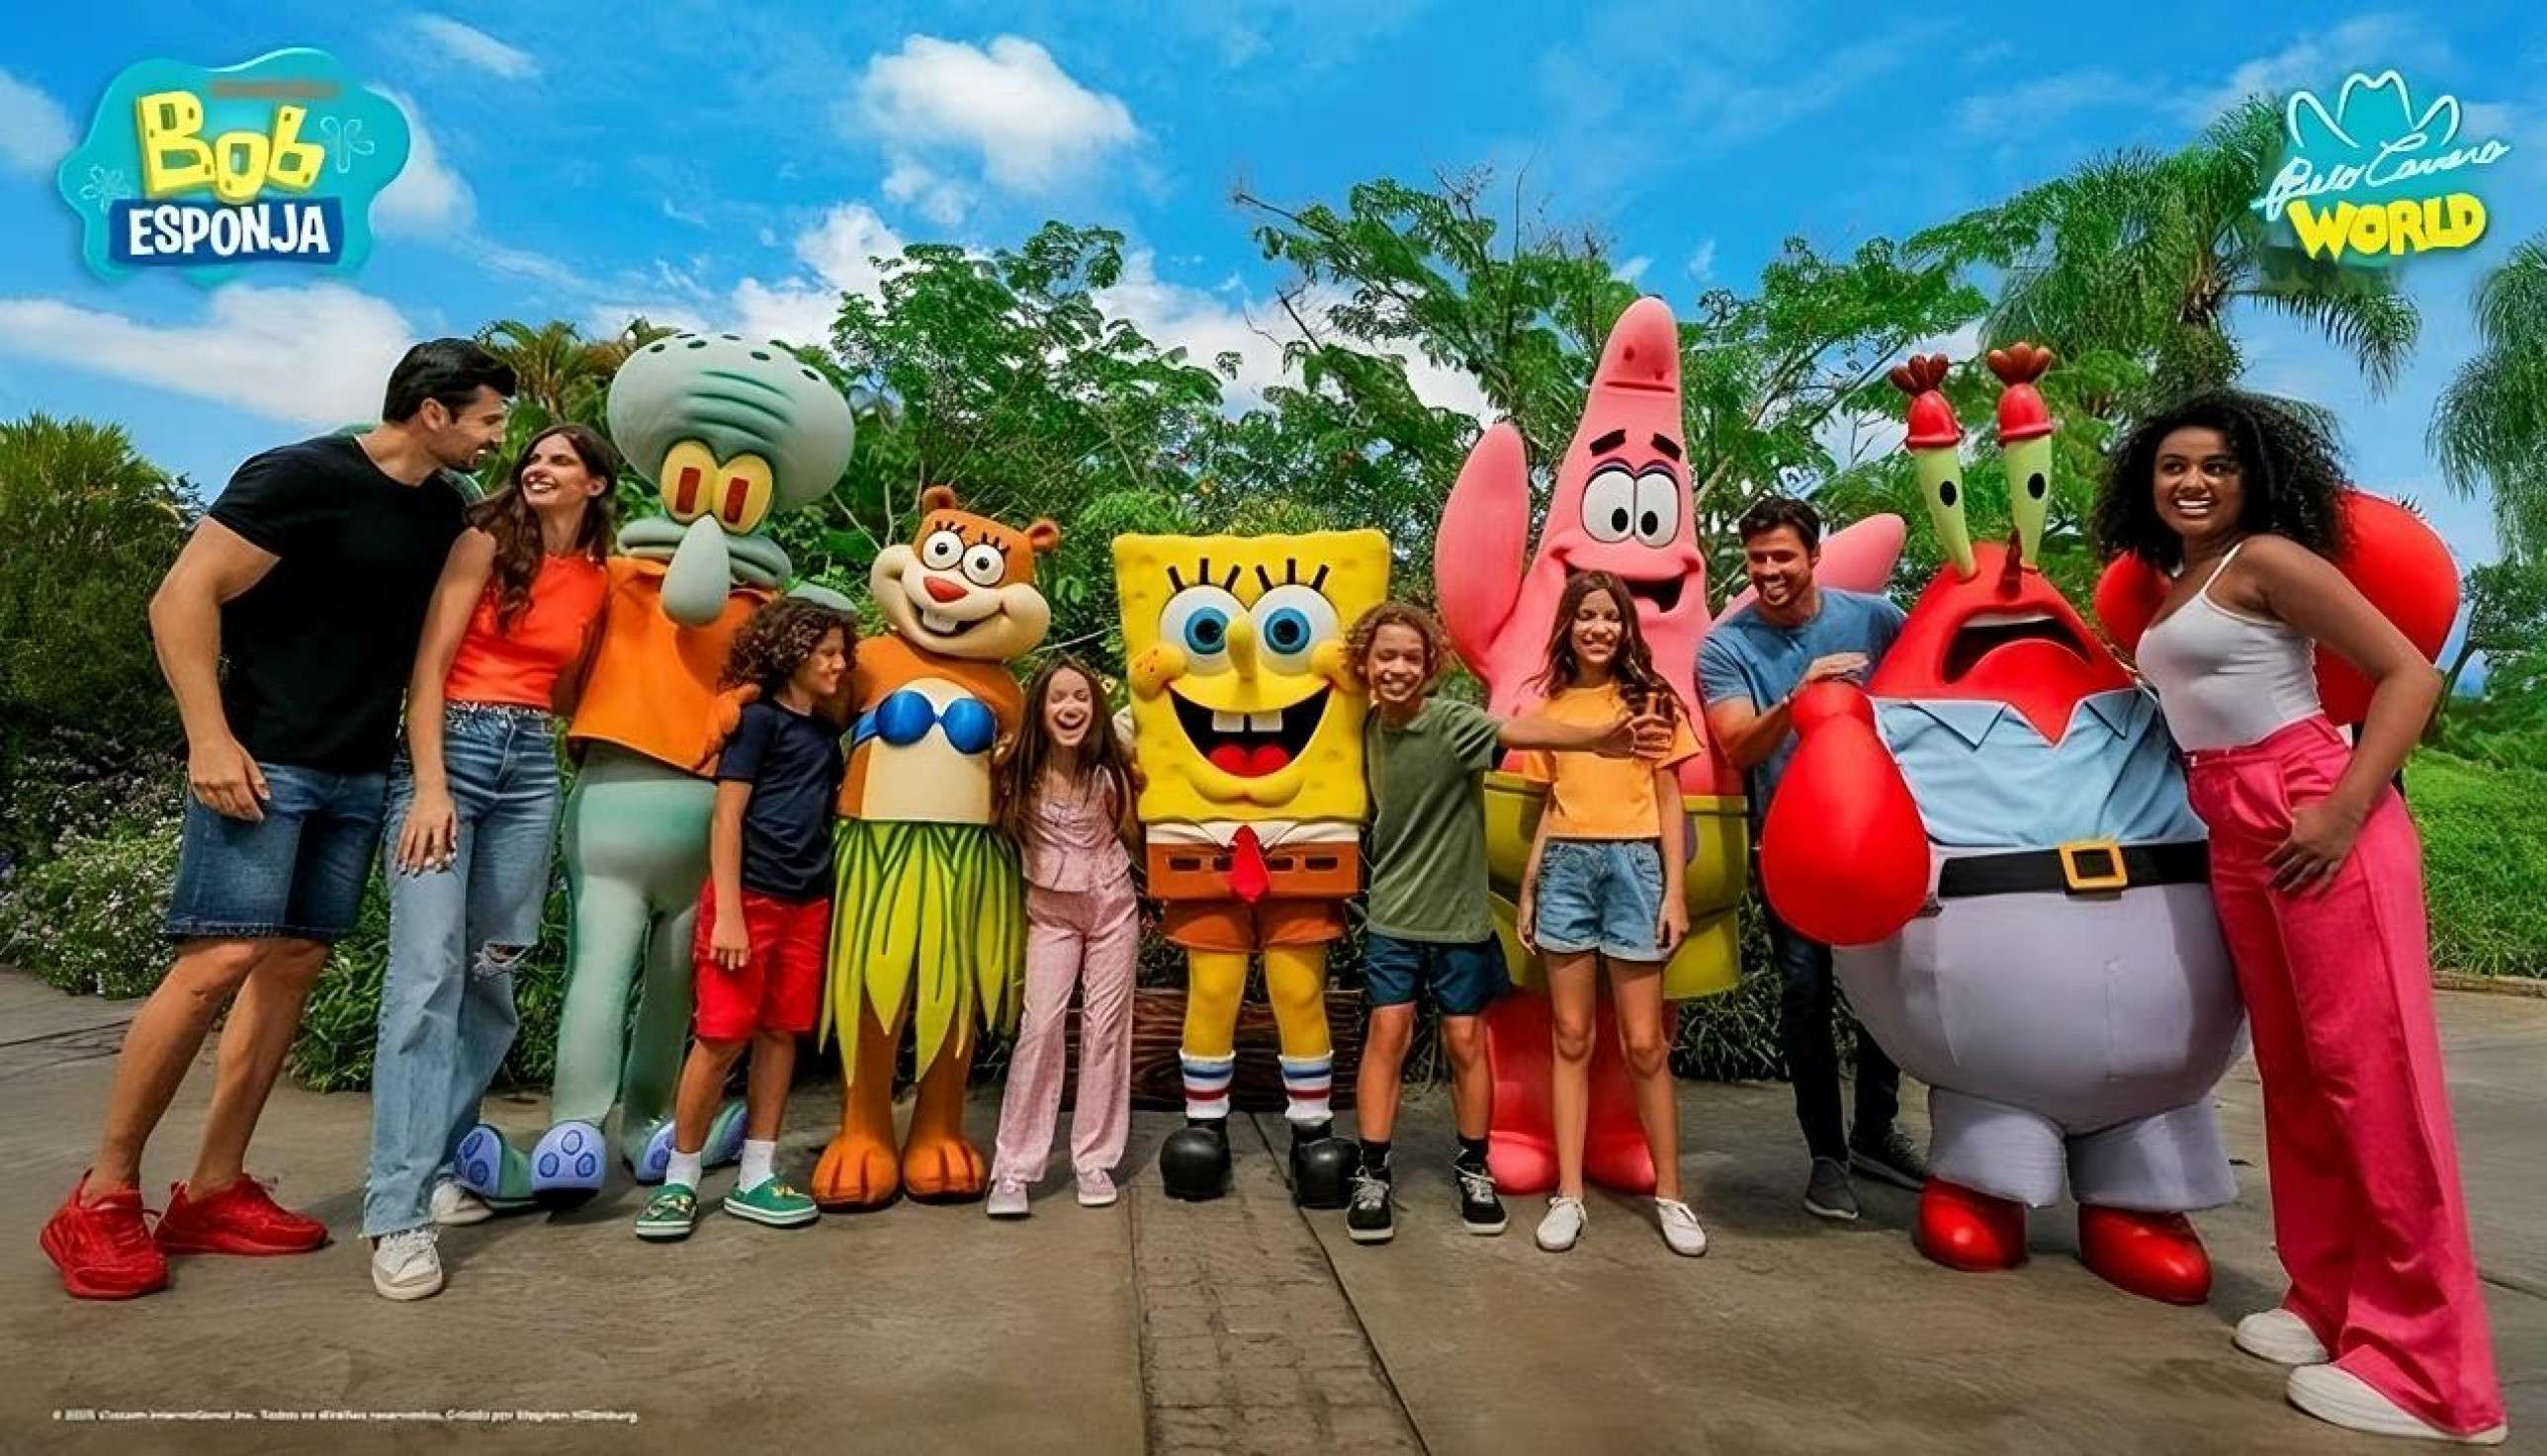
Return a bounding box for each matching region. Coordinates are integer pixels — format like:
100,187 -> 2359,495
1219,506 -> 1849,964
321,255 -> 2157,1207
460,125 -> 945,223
0,65 -> 74,176
2177,14 -> 2450,126
1957,69 -> 2140,134
1618,255 -> 1651,283
372,89 -> 476,236
1098,251 -> 1492,420
0,285 -> 414,426
1687,239 -> 1717,283
660,196 -> 708,227
724,204 -> 910,348
882,158 -> 975,227
852,36 -> 1140,196
410,15 -> 542,81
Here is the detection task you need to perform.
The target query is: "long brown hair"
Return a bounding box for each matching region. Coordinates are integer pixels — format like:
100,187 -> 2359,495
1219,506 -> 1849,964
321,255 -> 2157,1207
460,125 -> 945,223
469,424 -> 618,632
995,657 -> 1135,845
1531,570 -> 1677,720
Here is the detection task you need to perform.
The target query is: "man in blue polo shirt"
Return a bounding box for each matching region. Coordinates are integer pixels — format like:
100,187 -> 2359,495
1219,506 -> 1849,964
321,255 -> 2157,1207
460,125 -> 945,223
1698,496 -> 1927,1223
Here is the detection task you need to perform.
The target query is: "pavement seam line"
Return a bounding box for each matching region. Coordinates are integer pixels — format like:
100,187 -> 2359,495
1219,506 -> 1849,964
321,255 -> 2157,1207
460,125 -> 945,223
1248,1112 -> 1433,1456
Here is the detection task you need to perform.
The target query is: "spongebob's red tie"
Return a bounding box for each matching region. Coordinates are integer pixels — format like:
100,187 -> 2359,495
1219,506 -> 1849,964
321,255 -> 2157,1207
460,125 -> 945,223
1228,825 -> 1272,904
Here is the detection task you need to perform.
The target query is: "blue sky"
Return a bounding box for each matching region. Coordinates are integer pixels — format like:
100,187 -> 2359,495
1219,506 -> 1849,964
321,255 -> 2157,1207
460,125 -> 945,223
2,1 -> 2540,581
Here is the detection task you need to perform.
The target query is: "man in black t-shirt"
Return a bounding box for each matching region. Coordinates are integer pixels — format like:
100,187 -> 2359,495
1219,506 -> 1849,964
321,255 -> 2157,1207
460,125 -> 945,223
41,340 -> 516,1302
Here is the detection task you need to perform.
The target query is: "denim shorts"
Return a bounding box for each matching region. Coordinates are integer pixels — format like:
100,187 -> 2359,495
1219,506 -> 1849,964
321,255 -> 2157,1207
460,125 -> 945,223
1533,838 -> 1666,961
164,760 -> 389,942
1362,931 -> 1510,1017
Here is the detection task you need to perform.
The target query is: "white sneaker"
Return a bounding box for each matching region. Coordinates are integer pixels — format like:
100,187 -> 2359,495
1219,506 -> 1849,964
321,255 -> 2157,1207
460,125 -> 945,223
428,1179 -> 493,1227
2286,1364 -> 2506,1445
1655,1197 -> 1709,1257
2234,1308 -> 2328,1366
1075,1169 -> 1118,1208
1535,1195 -> 1585,1252
371,1227 -> 444,1302
986,1179 -> 1030,1219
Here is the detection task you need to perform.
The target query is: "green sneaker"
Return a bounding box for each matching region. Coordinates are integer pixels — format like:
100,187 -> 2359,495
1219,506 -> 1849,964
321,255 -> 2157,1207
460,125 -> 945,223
635,1184 -> 701,1242
723,1177 -> 820,1229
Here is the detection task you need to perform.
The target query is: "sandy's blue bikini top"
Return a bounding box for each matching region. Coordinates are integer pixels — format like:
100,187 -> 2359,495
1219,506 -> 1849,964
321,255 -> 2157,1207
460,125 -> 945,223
853,689 -> 998,756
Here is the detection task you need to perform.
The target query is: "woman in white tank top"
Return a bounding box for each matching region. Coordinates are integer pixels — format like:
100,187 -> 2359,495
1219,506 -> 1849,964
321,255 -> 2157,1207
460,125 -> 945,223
2094,392 -> 2501,1445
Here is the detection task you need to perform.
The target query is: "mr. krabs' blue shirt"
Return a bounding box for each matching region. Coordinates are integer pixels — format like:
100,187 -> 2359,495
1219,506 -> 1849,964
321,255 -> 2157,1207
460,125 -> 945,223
1875,686 -> 2205,849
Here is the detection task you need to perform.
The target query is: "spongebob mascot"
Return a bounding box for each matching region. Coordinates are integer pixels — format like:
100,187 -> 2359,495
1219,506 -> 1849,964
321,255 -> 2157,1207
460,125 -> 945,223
1116,531 -> 1390,1205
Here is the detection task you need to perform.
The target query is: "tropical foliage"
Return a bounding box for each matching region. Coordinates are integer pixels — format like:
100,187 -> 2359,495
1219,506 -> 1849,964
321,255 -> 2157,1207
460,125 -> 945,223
2430,233 -> 2547,560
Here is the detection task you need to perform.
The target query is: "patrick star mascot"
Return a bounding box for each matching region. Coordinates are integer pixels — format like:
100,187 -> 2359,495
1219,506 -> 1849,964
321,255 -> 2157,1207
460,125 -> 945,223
1435,296 -> 1904,1193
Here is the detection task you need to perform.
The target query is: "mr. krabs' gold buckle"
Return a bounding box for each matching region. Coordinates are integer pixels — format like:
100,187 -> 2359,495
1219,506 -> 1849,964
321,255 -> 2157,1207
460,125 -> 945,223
2058,839 -> 2128,894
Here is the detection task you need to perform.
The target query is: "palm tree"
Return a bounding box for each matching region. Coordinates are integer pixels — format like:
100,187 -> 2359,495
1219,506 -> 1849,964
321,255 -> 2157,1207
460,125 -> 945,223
476,318 -> 661,436
1912,99 -> 2420,408
2430,234 -> 2547,560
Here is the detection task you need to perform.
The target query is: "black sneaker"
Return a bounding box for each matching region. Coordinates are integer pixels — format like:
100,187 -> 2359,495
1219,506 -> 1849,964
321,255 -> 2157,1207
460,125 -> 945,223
1848,1125 -> 1930,1192
1453,1158 -> 1506,1236
1803,1156 -> 1860,1223
1345,1168 -> 1395,1244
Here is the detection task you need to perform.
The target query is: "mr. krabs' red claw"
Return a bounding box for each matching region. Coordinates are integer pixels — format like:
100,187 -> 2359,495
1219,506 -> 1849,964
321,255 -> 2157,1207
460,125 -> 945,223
1761,683 -> 1928,947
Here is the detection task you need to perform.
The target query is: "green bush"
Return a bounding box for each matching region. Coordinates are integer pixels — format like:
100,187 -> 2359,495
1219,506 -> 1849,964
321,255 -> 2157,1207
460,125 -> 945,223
2408,751 -> 2547,979
0,816 -> 183,998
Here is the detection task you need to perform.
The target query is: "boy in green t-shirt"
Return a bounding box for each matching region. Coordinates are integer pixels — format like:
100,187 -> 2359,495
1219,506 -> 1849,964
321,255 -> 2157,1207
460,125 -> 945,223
1346,602 -> 1661,1245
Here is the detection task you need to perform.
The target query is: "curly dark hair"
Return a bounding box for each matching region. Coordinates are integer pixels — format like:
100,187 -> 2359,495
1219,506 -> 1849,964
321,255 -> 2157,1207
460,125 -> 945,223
469,424 -> 618,633
720,597 -> 855,695
1531,570 -> 1677,722
993,657 -> 1135,847
1347,600 -> 1455,689
2095,390 -> 2348,569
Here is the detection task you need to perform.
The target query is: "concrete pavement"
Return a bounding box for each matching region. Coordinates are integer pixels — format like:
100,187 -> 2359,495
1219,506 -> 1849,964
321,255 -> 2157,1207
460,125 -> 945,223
2,971 -> 2537,1453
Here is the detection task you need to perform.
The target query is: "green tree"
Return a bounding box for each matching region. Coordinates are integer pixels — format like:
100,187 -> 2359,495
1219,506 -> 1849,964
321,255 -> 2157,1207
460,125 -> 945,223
2430,234 -> 2547,560
476,317 -> 668,455
0,414 -> 193,856
1241,171 -> 1987,602
2429,557 -> 2547,748
1911,99 -> 2420,407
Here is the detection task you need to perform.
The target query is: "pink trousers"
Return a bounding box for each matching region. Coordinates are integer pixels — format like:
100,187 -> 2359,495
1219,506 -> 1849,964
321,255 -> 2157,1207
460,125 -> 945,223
2184,715 -> 2503,1436
990,882 -> 1139,1185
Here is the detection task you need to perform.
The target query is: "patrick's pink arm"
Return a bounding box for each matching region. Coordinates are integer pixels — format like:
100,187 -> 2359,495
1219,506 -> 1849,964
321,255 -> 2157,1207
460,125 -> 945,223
1436,423 -> 1532,676
1720,514 -> 1906,616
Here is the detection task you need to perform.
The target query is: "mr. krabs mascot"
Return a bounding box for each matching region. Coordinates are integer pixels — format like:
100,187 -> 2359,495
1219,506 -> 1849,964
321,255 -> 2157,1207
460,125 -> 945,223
1759,346 -> 2243,1304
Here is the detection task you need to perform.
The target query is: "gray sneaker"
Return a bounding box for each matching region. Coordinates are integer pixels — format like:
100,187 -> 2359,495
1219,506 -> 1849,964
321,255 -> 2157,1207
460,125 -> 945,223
1803,1157 -> 1860,1222
1849,1125 -> 1929,1191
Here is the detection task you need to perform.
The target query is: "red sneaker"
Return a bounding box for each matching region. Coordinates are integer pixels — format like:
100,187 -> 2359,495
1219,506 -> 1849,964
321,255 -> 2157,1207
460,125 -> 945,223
1915,1177 -> 2028,1272
2078,1205 -> 2212,1305
39,1174 -> 170,1300
155,1175 -> 330,1255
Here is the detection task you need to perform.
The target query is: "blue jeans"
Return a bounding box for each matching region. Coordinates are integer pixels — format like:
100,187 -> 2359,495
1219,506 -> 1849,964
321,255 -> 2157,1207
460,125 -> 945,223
164,762 -> 388,941
363,705 -> 563,1238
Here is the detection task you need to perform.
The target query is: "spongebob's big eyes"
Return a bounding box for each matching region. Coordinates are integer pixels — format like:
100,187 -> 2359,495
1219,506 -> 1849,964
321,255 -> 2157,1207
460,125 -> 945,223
1252,585 -> 1340,671
1632,467 -> 1680,548
1160,585 -> 1246,673
1581,466 -> 1635,544
921,529 -> 964,570
961,543 -> 1007,587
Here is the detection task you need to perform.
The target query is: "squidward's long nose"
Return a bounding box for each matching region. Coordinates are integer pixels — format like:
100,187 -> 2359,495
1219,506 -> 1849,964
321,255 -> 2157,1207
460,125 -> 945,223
661,514 -> 734,627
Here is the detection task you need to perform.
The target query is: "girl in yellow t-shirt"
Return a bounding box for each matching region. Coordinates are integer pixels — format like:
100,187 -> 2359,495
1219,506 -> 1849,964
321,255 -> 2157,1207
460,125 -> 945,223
1513,570 -> 1707,1258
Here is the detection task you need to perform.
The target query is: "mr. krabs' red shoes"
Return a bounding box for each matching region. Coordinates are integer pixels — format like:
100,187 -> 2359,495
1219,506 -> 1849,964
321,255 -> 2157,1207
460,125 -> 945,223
2078,1204 -> 2212,1305
154,1174 -> 330,1256
1915,1177 -> 2027,1272
39,1174 -> 169,1300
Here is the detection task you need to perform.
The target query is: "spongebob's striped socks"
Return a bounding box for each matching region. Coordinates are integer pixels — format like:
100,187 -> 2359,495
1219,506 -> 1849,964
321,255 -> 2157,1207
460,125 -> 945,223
1181,1053 -> 1235,1121
1279,1054 -> 1334,1127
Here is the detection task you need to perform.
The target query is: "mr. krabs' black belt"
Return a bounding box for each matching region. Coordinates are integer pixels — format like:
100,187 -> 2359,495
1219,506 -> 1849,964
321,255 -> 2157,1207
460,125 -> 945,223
1934,839 -> 2210,899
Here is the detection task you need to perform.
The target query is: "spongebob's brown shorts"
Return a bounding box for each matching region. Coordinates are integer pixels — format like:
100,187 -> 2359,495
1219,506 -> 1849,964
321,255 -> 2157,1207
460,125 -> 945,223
1159,898 -> 1348,954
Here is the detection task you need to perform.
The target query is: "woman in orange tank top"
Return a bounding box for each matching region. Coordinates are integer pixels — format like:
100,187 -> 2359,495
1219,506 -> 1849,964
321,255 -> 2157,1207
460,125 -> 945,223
363,425 -> 615,1300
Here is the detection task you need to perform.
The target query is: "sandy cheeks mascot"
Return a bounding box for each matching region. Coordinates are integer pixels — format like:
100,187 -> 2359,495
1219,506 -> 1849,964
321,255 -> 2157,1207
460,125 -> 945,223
1759,347 -> 2242,1303
1117,530 -> 1390,1204
811,487 -> 1057,1208
456,332 -> 853,1206
1434,297 -> 1903,1194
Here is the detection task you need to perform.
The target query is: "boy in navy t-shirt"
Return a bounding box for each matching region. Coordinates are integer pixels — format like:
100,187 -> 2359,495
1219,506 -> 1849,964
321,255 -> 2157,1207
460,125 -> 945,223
638,599 -> 851,1242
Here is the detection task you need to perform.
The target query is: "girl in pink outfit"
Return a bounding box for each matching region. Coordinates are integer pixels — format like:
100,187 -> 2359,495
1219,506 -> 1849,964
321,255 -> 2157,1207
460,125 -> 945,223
2099,392 -> 2504,1447
986,658 -> 1142,1217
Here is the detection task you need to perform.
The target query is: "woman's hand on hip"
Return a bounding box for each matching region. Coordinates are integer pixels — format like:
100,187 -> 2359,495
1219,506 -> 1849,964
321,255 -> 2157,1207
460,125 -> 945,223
2268,797 -> 2365,896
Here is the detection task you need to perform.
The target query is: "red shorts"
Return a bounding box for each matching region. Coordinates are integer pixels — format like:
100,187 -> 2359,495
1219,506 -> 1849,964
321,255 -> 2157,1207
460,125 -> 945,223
691,889 -> 830,1040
